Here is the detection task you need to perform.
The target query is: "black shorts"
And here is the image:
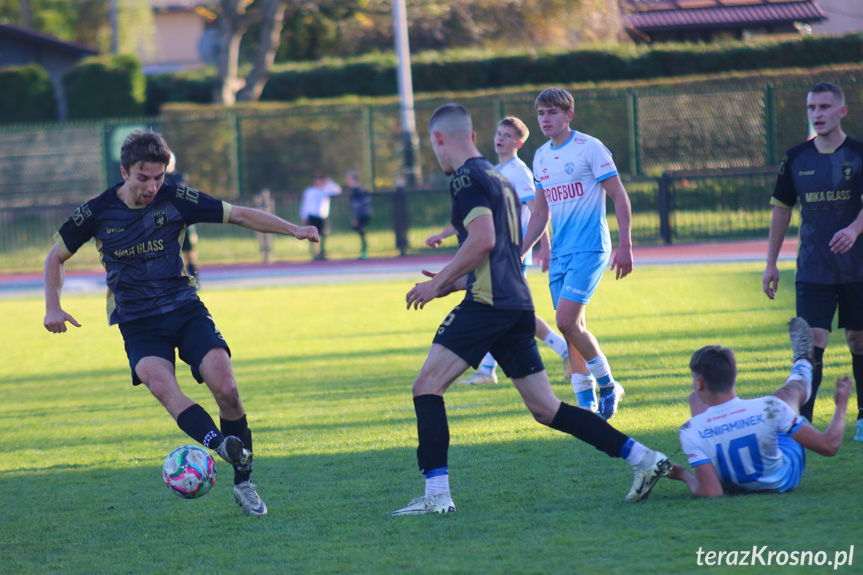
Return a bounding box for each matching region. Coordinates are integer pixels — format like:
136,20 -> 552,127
118,300 -> 231,385
796,281 -> 863,332
432,300 -> 544,380
307,215 -> 328,236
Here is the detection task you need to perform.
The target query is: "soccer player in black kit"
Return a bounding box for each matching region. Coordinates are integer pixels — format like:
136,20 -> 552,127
43,130 -> 320,516
391,103 -> 672,515
763,82 -> 863,434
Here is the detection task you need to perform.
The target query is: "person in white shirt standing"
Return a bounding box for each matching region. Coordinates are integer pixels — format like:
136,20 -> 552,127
300,173 -> 341,261
426,116 -> 574,385
522,87 -> 633,419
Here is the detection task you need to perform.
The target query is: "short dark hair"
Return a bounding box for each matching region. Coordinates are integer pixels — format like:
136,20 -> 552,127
689,345 -> 737,393
428,103 -> 472,136
809,82 -> 845,105
120,130 -> 172,172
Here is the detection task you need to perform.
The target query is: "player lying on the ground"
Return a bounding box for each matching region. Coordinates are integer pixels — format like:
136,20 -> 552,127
668,318 -> 851,497
391,103 -> 672,516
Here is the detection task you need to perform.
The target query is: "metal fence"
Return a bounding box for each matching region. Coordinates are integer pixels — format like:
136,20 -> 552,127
1,76 -> 852,271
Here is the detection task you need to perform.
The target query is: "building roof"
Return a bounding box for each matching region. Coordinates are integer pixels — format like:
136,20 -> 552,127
623,0 -> 826,32
0,24 -> 98,57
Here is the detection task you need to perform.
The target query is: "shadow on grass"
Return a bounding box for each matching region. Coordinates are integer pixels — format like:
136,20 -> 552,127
3,428 -> 861,575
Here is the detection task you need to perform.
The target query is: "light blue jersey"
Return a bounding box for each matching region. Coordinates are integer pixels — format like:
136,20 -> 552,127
497,156 -> 535,266
532,130 -> 618,257
679,396 -> 807,493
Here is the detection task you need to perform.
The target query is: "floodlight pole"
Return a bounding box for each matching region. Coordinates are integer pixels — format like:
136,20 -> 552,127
392,0 -> 421,187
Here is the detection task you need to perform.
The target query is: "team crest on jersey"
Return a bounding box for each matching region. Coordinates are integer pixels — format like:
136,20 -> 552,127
153,210 -> 168,229
565,162 -> 575,175
842,162 -> 855,181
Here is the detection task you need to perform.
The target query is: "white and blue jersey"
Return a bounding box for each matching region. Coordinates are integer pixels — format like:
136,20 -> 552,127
497,156 -> 535,266
679,396 -> 807,494
532,130 -> 618,257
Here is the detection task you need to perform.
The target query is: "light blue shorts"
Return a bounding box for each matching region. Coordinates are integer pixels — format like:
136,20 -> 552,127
775,433 -> 806,492
548,251 -> 610,308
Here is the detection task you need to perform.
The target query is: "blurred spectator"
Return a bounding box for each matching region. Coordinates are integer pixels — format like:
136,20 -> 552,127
346,169 -> 372,259
299,173 -> 341,261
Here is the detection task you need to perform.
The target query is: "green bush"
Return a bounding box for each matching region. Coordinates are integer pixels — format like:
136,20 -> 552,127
145,34 -> 863,111
0,64 -> 57,124
64,54 -> 145,120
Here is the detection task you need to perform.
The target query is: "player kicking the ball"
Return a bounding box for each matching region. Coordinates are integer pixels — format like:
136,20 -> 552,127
668,318 -> 851,497
391,103 -> 671,515
43,129 -> 320,516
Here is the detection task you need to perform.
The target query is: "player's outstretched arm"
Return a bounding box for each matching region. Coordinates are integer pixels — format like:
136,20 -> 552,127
790,376 -> 852,456
406,215 -> 495,310
229,205 -> 319,243
667,462 -> 724,498
601,176 -> 633,280
425,225 -> 455,248
43,244 -> 81,333
763,205 -> 792,299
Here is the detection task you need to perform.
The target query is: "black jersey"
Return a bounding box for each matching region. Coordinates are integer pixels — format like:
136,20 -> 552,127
54,182 -> 230,325
772,137 -> 863,284
450,157 -> 533,310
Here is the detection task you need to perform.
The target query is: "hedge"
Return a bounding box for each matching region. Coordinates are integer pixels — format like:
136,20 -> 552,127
145,33 -> 863,111
64,54 -> 145,120
0,64 -> 57,124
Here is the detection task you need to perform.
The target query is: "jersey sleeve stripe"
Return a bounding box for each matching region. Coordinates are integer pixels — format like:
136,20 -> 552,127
769,197 -> 793,209
787,418 -> 806,435
521,194 -> 535,202
53,232 -> 74,257
596,170 -> 619,183
463,206 -> 492,227
221,201 -> 232,223
690,459 -> 712,467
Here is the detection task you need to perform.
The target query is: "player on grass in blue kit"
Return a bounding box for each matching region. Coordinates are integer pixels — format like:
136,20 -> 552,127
391,103 -> 671,515
763,82 -> 863,437
667,318 -> 851,497
522,87 -> 633,420
43,129 -> 319,516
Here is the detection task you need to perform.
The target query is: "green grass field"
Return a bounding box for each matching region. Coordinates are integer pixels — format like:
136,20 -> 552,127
2,262 -> 861,574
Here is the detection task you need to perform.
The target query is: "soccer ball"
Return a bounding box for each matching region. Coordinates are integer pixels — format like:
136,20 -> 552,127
162,445 -> 217,499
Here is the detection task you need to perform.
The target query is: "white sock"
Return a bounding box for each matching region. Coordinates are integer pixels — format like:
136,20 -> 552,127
478,352 -> 497,376
788,359 -> 813,402
624,441 -> 650,468
571,373 -> 596,394
543,331 -> 569,358
586,354 -> 614,387
425,473 -> 450,496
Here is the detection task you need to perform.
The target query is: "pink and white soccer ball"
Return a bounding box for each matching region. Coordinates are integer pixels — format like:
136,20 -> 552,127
162,445 -> 216,499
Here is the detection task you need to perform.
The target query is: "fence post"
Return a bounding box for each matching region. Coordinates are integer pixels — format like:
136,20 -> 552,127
363,106 -> 376,192
658,171 -> 672,245
102,120 -> 112,190
628,91 -> 640,175
765,83 -> 777,166
234,112 -> 244,196
393,188 -> 408,256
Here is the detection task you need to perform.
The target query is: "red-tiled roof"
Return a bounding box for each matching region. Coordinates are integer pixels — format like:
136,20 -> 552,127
623,1 -> 825,31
